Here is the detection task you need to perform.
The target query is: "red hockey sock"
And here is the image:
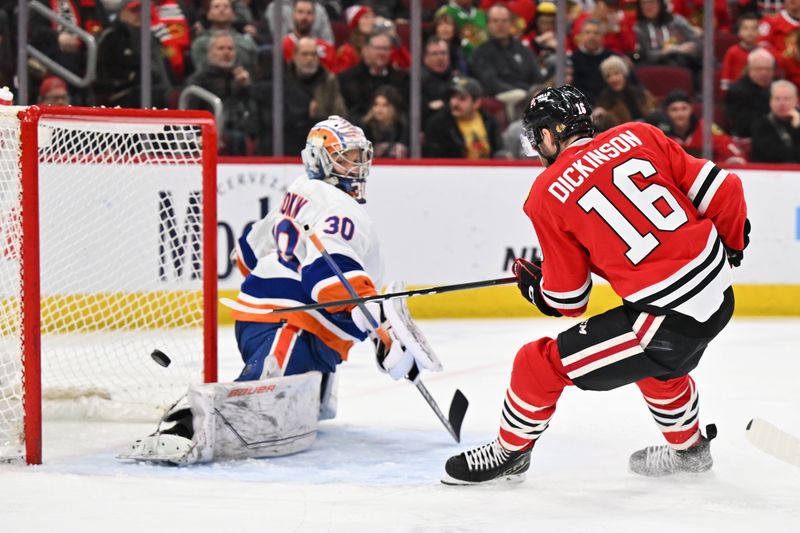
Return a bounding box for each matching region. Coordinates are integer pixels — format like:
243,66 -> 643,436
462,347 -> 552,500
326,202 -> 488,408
636,374 -> 701,450
498,337 -> 572,451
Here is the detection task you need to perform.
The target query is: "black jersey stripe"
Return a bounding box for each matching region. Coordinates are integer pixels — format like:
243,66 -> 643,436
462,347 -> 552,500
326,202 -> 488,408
692,165 -> 722,210
638,238 -> 723,306
666,251 -> 727,309
542,280 -> 593,305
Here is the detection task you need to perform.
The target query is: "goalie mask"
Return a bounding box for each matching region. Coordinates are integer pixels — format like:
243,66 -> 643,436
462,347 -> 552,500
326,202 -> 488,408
521,85 -> 595,164
301,116 -> 374,203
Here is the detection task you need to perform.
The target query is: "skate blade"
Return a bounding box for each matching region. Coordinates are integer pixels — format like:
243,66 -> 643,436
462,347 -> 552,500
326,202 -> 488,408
440,472 -> 527,486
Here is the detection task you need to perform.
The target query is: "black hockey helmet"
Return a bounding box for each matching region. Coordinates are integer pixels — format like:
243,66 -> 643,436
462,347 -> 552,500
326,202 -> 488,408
522,85 -> 595,150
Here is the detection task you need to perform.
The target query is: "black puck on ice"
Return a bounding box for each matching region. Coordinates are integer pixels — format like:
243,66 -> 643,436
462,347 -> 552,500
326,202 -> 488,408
151,349 -> 172,368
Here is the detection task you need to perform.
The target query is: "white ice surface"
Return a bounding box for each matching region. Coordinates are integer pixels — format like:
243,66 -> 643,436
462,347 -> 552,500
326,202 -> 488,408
1,318 -> 798,532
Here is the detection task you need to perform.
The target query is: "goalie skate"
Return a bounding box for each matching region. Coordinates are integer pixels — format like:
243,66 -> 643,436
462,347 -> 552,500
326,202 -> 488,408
441,439 -> 531,485
629,424 -> 717,477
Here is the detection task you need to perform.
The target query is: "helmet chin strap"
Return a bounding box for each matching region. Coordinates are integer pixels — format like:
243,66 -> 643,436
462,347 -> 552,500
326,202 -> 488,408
537,128 -> 561,166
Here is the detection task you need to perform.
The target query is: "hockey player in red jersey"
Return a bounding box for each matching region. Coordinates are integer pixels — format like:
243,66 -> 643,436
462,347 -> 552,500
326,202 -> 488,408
442,86 -> 750,484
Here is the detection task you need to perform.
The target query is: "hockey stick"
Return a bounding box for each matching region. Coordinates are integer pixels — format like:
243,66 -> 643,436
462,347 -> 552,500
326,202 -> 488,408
220,276 -> 517,316
301,224 -> 467,443
745,418 -> 800,467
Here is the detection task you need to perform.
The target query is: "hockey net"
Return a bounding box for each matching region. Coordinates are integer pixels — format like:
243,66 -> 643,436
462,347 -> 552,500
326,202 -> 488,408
0,106 -> 217,464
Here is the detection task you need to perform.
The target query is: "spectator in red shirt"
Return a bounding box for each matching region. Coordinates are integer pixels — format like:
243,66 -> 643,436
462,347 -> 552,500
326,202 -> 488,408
721,13 -> 762,92
779,27 -> 800,87
758,0 -> 800,55
654,90 -> 746,163
282,0 -> 338,73
335,5 -> 376,73
571,0 -> 637,56
671,0 -> 732,32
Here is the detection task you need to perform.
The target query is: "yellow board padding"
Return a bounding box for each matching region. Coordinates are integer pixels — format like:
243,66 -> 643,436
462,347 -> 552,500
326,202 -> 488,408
1,291 -> 204,333
216,284 -> 800,322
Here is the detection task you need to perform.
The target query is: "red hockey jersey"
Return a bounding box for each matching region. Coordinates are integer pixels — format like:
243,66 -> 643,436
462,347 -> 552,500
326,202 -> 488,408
523,122 -> 747,321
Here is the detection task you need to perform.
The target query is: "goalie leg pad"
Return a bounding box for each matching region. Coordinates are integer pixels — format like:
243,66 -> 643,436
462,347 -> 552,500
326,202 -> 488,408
119,372 -> 322,465
191,371 -> 322,462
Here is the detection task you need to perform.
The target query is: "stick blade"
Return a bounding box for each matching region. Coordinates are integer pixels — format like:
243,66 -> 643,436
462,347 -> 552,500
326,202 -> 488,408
448,389 -> 469,443
746,418 -> 800,468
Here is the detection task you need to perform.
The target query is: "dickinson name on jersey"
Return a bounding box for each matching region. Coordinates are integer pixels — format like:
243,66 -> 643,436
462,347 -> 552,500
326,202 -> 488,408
547,130 -> 643,203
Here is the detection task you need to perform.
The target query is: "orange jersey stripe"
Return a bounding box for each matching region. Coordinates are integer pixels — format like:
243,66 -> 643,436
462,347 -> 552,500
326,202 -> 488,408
229,308 -> 355,361
317,275 -> 378,313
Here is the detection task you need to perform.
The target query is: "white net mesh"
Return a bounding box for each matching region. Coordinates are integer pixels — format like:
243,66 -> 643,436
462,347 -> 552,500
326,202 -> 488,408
0,110 -> 23,459
0,108 -> 213,462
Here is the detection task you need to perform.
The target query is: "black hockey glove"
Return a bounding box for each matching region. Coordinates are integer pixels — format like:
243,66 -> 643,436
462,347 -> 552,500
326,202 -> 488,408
725,218 -> 751,268
512,258 -> 562,317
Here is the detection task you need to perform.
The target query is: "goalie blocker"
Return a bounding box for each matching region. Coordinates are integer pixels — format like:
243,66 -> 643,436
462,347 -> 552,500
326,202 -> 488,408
121,285 -> 440,464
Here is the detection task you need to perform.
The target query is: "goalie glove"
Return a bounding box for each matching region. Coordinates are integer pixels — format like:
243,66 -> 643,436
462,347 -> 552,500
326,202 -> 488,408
352,302 -> 415,380
512,258 -> 562,317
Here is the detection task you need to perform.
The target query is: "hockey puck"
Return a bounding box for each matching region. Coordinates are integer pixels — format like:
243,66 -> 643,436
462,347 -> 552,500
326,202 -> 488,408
151,349 -> 172,368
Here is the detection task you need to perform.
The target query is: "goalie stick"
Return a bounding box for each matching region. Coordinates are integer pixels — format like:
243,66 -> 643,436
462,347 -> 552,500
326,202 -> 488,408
301,224 -> 468,443
220,276 -> 517,316
745,418 -> 800,468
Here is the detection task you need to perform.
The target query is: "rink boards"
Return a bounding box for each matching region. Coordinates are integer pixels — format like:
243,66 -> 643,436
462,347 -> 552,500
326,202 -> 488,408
213,160 -> 800,318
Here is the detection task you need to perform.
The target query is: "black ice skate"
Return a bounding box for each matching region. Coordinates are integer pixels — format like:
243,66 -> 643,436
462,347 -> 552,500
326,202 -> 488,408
629,424 -> 717,477
441,439 -> 531,485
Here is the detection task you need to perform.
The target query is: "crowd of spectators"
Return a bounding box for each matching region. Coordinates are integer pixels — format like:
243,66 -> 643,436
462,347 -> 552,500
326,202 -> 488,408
1,0 -> 798,162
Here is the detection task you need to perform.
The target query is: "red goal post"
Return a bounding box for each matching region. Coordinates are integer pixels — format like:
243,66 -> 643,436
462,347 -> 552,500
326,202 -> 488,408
0,106 -> 218,464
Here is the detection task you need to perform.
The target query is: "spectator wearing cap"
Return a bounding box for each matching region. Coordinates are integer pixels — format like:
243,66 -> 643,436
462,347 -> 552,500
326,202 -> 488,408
266,0 -> 334,44
191,0 -> 258,73
470,4 -> 543,122
724,48 -> 775,138
570,18 -> 618,104
421,36 -> 456,127
335,5 -> 376,73
95,0 -> 172,108
522,1 -> 557,60
592,55 -> 658,131
423,77 -> 509,159
281,0 -> 338,72
338,31 -> 409,123
750,80 -> 800,162
37,75 -> 71,106
651,90 -> 745,163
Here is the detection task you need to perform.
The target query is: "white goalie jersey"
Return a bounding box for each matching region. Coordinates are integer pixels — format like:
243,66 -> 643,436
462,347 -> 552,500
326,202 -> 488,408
226,174 -> 384,359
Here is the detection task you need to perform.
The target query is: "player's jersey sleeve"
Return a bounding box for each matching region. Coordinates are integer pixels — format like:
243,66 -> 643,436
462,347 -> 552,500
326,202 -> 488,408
644,124 -> 748,251
234,210 -> 279,276
530,197 -> 593,317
